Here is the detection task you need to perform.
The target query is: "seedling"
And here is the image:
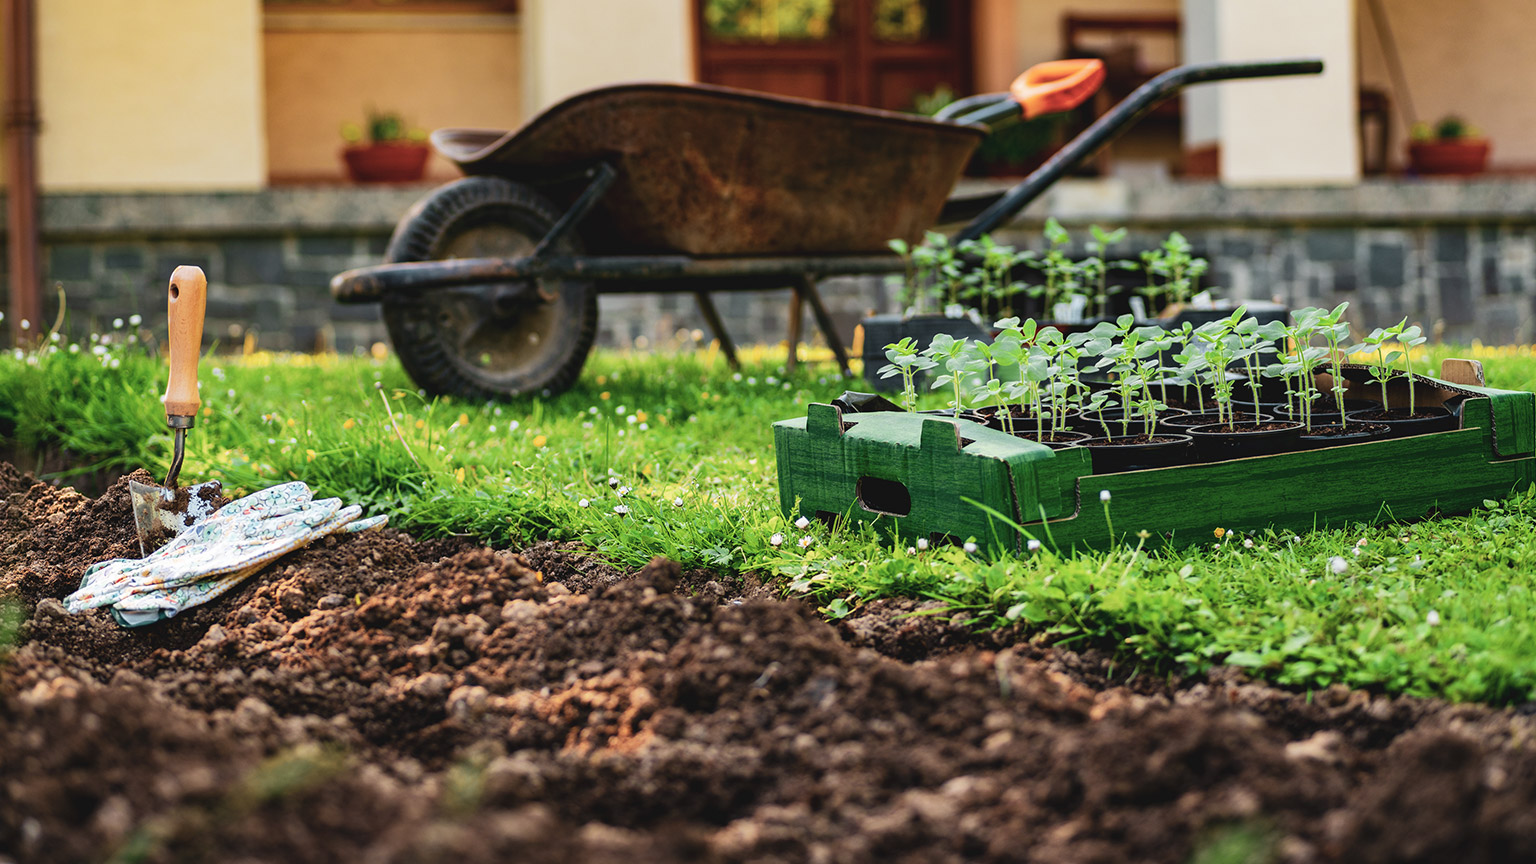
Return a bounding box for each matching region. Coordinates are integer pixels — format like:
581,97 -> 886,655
1080,224 -> 1133,321
1399,324 -> 1428,414
1027,218 -> 1082,320
877,337 -> 937,413
923,333 -> 976,418
1355,319 -> 1408,412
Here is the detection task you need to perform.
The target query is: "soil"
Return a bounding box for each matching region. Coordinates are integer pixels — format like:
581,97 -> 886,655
1186,422 -> 1303,435
1353,408 -> 1453,422
5,460 -> 1536,863
1299,422 -> 1390,441
1081,434 -> 1187,447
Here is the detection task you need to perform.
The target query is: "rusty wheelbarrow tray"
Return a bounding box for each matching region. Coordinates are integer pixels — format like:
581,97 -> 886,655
332,58 -> 1321,401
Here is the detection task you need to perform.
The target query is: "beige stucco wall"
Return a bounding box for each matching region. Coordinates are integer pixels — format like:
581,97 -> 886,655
521,0 -> 693,113
1358,0 -> 1536,170
36,0 -> 265,191
263,14 -> 521,182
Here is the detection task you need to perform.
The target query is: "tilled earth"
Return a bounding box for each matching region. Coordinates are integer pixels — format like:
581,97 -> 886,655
3,461 -> 1536,863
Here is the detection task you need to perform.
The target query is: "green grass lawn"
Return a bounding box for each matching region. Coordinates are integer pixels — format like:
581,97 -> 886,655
6,330 -> 1536,705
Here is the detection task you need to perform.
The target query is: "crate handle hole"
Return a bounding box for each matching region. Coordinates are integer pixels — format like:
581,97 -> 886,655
857,476 -> 911,516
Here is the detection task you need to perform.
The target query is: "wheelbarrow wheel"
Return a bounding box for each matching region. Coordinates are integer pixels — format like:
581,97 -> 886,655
381,177 -> 598,400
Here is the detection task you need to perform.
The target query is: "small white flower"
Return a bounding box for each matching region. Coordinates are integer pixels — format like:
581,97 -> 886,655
48,332 -> 59,343
578,498 -> 590,508
906,546 -> 916,555
1243,539 -> 1254,549
626,415 -> 637,424
488,425 -> 497,433
639,423 -> 648,431
672,496 -> 684,507
1353,547 -> 1362,557
732,372 -> 743,382
1356,538 -> 1368,547
613,504 -> 630,515
769,532 -> 784,547
509,420 -> 519,431
1329,556 -> 1348,574
1427,609 -> 1441,626
608,476 -> 620,487
1099,489 -> 1112,503
963,541 -> 978,554
588,406 -> 599,415
128,314 -> 142,326
112,317 -> 123,329
766,376 -> 778,385
19,319 -> 29,331
747,377 -> 757,385
1289,536 -> 1301,544
582,421 -> 594,429
794,516 -> 810,530
916,538 -> 929,551
267,437 -> 277,445
109,358 -> 120,369
799,535 -> 814,548
68,343 -> 79,353
615,405 -> 627,415
617,485 -> 631,497
1026,539 -> 1042,552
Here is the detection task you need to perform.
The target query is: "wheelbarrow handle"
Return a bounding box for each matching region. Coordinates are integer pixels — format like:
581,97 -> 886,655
939,59 -> 1108,126
954,57 -> 1325,242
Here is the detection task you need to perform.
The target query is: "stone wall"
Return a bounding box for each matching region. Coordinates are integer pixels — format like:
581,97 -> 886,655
3,179 -> 1535,353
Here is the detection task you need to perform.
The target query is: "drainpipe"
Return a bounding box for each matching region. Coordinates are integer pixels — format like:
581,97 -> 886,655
4,0 -> 41,346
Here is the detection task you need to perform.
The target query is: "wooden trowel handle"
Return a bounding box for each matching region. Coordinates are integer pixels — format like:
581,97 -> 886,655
164,265 -> 207,420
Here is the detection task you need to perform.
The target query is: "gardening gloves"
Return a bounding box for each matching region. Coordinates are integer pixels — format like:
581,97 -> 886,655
65,481 -> 387,628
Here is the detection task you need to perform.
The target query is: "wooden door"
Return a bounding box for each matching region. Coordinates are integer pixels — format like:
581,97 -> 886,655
696,0 -> 973,112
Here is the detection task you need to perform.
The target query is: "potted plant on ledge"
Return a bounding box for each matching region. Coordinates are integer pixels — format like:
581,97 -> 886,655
1407,115 -> 1490,176
341,110 -> 432,183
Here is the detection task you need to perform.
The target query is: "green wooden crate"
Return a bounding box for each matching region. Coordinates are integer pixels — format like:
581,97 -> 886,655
773,362 -> 1536,551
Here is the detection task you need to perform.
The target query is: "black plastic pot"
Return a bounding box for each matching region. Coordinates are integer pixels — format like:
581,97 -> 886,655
1297,421 -> 1391,449
1346,406 -> 1457,438
1266,397 -> 1380,419
1070,407 -> 1188,437
1080,433 -> 1194,473
1014,429 -> 1091,450
1160,411 -> 1270,430
1186,420 -> 1304,462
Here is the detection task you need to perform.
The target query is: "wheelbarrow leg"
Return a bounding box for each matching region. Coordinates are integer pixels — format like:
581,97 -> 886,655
795,276 -> 853,377
786,288 -> 805,374
693,291 -> 740,370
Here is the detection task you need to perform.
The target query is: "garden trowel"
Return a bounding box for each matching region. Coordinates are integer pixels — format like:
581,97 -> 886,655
129,265 -> 222,557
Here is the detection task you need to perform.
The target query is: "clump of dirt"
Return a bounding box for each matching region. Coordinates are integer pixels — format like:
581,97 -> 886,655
5,462 -> 1536,863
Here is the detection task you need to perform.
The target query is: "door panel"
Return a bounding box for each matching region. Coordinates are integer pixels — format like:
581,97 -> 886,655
697,0 -> 971,111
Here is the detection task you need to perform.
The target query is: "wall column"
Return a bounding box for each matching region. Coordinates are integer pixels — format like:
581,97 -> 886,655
522,0 -> 694,114
1182,0 -> 1359,186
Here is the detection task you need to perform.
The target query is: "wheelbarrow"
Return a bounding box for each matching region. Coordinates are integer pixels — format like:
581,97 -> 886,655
331,57 -> 1322,400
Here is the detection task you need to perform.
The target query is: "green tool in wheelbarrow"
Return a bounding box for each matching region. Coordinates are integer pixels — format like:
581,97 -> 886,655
129,265 -> 223,556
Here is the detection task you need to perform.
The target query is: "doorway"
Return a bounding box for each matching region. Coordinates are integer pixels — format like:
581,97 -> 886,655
695,0 -> 973,111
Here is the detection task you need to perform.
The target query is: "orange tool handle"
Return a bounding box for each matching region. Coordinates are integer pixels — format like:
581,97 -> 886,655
164,265 -> 207,420
1010,58 -> 1106,120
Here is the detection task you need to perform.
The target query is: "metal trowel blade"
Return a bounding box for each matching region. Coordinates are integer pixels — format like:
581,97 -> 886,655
129,478 -> 223,557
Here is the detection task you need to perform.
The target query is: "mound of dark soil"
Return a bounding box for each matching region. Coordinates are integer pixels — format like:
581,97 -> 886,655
4,461 -> 1536,863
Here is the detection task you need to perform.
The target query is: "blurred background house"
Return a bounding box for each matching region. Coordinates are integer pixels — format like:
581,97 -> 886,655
2,0 -> 1534,351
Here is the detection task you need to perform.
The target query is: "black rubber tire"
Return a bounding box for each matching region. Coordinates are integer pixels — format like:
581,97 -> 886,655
381,177 -> 598,400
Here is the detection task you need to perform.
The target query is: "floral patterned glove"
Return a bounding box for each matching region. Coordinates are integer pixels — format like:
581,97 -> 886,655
65,481 -> 387,627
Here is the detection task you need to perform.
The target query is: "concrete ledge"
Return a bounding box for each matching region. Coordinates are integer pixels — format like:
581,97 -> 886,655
956,178 -> 1536,226
27,185 -> 435,239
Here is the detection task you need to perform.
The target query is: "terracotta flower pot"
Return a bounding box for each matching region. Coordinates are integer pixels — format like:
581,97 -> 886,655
1407,139 -> 1490,176
342,143 -> 432,183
